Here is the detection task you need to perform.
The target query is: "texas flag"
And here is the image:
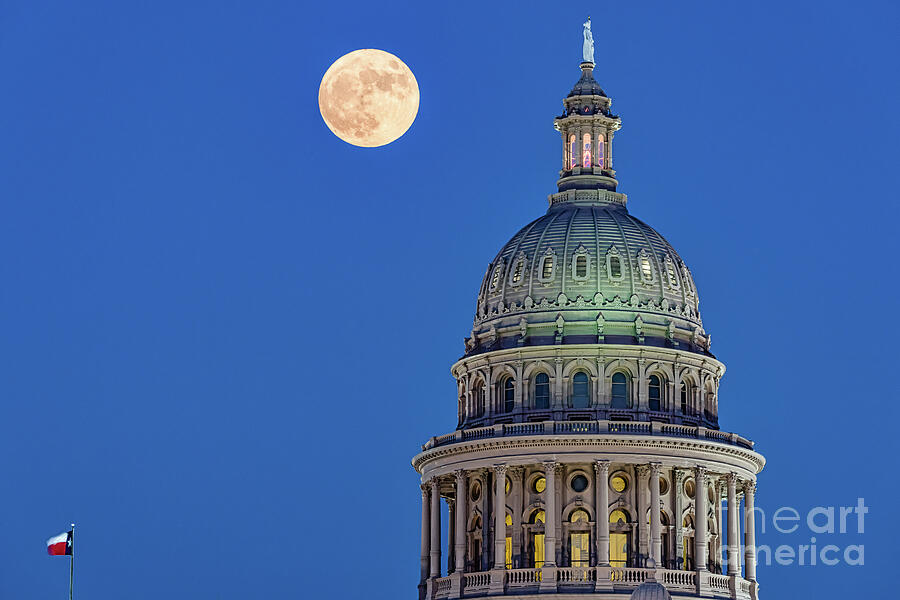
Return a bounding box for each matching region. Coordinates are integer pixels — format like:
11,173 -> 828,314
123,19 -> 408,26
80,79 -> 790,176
46,530 -> 73,556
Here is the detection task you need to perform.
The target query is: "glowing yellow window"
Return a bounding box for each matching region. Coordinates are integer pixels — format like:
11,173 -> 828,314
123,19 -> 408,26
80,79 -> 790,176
534,533 -> 545,568
610,509 -> 628,525
570,532 -> 589,567
512,260 -> 523,284
534,477 -> 546,493
640,256 -> 653,280
505,513 -> 513,569
570,509 -> 589,523
505,477 -> 510,494
611,475 -> 627,493
610,532 -> 628,567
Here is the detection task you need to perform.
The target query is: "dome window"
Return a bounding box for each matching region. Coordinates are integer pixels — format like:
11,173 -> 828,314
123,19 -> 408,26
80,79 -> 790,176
538,247 -> 557,284
582,133 -> 592,166
509,252 -> 527,287
501,377 -> 515,413
681,265 -> 696,297
571,372 -> 590,408
489,260 -> 504,291
638,250 -> 654,283
680,380 -> 693,415
648,374 -> 662,411
665,256 -> 680,289
534,373 -> 551,409
569,134 -> 577,169
606,246 -> 624,282
571,245 -> 590,281
597,133 -> 605,168
611,372 -> 629,408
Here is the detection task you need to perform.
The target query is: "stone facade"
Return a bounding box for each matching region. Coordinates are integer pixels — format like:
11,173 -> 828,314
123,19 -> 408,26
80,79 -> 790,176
413,39 -> 764,600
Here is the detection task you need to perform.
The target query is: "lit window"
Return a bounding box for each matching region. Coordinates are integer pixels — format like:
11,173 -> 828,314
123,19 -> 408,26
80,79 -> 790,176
542,256 -> 553,279
666,259 -> 679,288
582,133 -> 592,166
490,265 -> 502,290
611,372 -> 628,408
575,255 -> 587,278
570,531 -> 589,567
572,372 -> 590,408
503,377 -> 515,413
609,256 -> 622,278
534,477 -> 546,493
512,260 -> 523,284
505,513 -> 513,569
571,509 -> 590,522
648,375 -> 662,411
505,478 -> 511,494
610,475 -> 627,493
640,255 -> 653,280
610,509 -> 628,524
597,133 -> 605,168
535,373 -> 550,409
532,509 -> 546,523
569,134 -> 577,169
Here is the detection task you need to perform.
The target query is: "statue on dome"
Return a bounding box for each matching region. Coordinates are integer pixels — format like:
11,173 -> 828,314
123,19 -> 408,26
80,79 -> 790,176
583,17 -> 594,63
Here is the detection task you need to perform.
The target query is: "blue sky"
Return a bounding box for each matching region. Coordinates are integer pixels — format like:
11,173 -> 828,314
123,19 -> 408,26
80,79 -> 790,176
0,1 -> 897,598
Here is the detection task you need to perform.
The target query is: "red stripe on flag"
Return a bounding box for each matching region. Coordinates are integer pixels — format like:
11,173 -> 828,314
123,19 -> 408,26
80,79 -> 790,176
47,541 -> 68,556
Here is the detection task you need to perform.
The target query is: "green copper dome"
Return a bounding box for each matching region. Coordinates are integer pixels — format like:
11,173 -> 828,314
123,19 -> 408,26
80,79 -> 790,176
467,194 -> 709,357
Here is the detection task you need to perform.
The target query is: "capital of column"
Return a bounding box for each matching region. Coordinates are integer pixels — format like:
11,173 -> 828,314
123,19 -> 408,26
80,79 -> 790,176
421,483 -> 430,498
674,469 -> 686,485
454,469 -> 466,484
725,472 -> 738,487
544,460 -> 561,475
508,466 -> 524,481
594,460 -> 610,476
694,465 -> 707,482
636,465 -> 650,478
743,480 -> 757,496
649,462 -> 662,476
494,464 -> 508,478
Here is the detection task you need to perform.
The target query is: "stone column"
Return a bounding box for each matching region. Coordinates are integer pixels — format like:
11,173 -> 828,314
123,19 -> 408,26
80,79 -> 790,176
594,461 -> 610,565
544,462 -> 558,566
715,479 -> 724,573
726,473 -> 740,576
744,481 -> 757,581
673,469 -> 685,569
493,465 -> 508,569
636,465 -> 649,562
421,483 -> 431,585
509,467 -> 524,568
454,470 -> 467,573
694,467 -> 707,571
480,469 -> 491,571
649,463 -> 662,566
430,478 -> 442,578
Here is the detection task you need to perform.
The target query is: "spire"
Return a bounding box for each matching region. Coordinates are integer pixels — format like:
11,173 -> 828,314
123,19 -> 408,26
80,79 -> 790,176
551,21 -> 622,195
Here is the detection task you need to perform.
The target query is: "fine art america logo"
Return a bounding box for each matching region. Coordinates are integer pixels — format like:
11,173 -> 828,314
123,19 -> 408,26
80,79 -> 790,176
747,498 -> 867,567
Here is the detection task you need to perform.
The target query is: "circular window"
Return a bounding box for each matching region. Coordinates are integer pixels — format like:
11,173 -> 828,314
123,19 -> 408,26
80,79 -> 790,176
471,481 -> 482,502
684,479 -> 695,498
571,474 -> 589,492
505,477 -> 511,494
708,485 -> 716,503
610,474 -> 627,493
534,476 -> 546,493
659,478 -> 669,495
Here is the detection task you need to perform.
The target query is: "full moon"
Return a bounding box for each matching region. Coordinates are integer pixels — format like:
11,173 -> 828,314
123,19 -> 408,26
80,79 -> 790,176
318,49 -> 420,148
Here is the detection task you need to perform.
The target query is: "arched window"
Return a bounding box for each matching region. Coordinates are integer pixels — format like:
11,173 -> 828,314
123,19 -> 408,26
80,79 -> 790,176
680,381 -> 690,415
640,255 -> 653,281
609,509 -> 630,567
530,509 -> 546,568
534,373 -> 550,409
572,372 -> 590,408
582,132 -> 592,166
542,256 -> 553,279
597,133 -> 605,168
611,372 -> 629,408
569,509 -> 590,567
569,134 -> 577,169
609,255 -> 622,279
490,264 -> 502,290
648,375 -> 662,411
575,255 -> 587,278
474,381 -> 485,417
511,259 -> 524,285
502,377 -> 515,413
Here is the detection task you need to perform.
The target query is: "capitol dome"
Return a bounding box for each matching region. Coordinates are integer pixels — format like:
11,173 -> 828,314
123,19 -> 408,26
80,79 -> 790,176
470,193 -> 707,358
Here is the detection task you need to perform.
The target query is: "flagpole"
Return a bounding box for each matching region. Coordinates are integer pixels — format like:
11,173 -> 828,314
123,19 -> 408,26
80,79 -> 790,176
69,523 -> 75,600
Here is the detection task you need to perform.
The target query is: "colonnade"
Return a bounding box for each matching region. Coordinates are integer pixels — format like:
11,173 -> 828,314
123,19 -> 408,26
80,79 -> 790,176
419,461 -> 757,588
